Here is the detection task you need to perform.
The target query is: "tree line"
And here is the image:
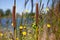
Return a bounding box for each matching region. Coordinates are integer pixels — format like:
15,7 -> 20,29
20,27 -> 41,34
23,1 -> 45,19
0,9 -> 12,18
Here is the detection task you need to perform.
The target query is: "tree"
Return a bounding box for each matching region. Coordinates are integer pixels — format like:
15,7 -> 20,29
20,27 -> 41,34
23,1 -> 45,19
5,9 -> 11,16
0,9 -> 4,17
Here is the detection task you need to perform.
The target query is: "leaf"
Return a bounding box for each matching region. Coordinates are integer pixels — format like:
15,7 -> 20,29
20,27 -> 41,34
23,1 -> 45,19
40,0 -> 42,7
41,3 -> 44,10
31,0 -> 33,13
25,0 -> 29,8
47,0 -> 50,6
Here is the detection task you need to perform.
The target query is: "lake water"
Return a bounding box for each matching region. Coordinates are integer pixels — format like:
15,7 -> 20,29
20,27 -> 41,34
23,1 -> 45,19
0,18 -> 33,28
0,18 -> 20,27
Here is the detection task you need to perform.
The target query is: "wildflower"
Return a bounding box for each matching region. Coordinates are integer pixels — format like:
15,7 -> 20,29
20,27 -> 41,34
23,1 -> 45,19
22,31 -> 27,36
46,7 -> 49,11
16,37 -> 19,40
47,24 -> 51,28
11,23 -> 13,26
0,33 -> 3,37
24,26 -> 26,29
19,26 -> 23,29
25,10 -> 29,13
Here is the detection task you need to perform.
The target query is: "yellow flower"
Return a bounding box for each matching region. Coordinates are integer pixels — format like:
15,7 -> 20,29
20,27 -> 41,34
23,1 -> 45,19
11,23 -> 13,26
19,26 -> 23,29
46,8 -> 49,11
16,37 -> 19,40
24,26 -> 26,29
25,10 -> 29,13
22,31 -> 27,36
0,33 -> 3,37
47,24 -> 51,28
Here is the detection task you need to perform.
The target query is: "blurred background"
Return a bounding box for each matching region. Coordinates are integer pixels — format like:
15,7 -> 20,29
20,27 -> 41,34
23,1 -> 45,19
0,0 -> 60,40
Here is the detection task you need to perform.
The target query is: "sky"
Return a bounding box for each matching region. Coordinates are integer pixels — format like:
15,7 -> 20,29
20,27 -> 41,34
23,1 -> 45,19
0,0 -> 52,15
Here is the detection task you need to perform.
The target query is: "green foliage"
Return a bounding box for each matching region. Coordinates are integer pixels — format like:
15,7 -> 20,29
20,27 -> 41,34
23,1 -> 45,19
0,9 -> 4,17
5,9 -> 11,16
32,23 -> 36,30
28,13 -> 35,17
